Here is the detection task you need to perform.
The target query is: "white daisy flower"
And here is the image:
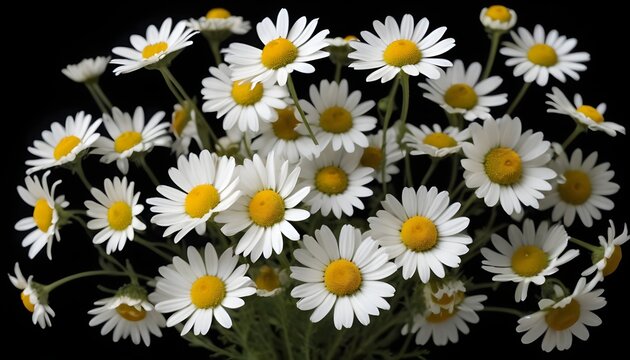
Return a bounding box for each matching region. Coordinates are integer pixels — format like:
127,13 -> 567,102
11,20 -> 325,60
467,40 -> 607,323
8,263 -> 55,328
481,219 -> 579,302
368,186 -> 472,282
419,60 -> 507,121
298,145 -> 373,219
254,265 -> 288,297
422,279 -> 467,315
15,171 -> 68,259
500,25 -> 590,86
187,8 -> 251,35
290,225 -> 397,329
348,14 -> 455,83
215,152 -> 310,261
546,87 -> 625,137
461,115 -> 556,215
517,277 -> 606,352
84,177 -> 146,254
147,150 -> 240,243
325,35 -> 358,47
111,18 -> 197,75
540,149 -> 619,228
25,111 -> 101,175
582,220 -> 629,282
149,244 -> 256,336
170,102 -> 201,156
479,5 -> 517,32
62,56 -> 110,83
201,64 -> 288,133
299,79 -> 377,153
404,124 -> 470,158
359,128 -> 404,184
223,8 -> 330,86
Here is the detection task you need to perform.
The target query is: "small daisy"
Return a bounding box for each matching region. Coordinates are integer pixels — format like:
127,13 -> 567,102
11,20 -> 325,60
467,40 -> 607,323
15,171 -> 68,259
215,152 -> 310,261
325,36 -> 358,65
254,265 -> 288,297
500,25 -> 590,86
290,225 -> 397,329
84,177 -> 146,254
26,111 -> 101,175
223,8 -> 330,86
92,106 -> 171,174
298,145 -> 373,218
419,60 -> 507,121
111,18 -> 197,75
187,8 -> 251,36
170,102 -> 201,156
368,186 -> 472,282
517,277 -> 606,352
359,128 -> 404,183
147,150 -> 240,243
461,115 -> 556,215
546,87 -> 625,137
479,5 -> 517,32
404,124 -> 470,158
299,79 -> 376,153
422,279 -> 467,315
349,14 -> 455,82
62,56 -> 110,83
149,244 -> 256,336
582,220 -> 629,282
8,263 -> 55,328
201,64 -> 288,133
481,219 -> 579,302
540,149 -> 619,228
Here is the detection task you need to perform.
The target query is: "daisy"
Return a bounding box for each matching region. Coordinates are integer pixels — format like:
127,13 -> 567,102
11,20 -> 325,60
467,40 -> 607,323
149,244 -> 256,336
8,262 -> 55,328
223,8 -> 330,86
348,14 -> 455,83
404,123 -> 470,158
368,186 -> 472,282
290,225 -> 397,329
147,150 -> 240,243
422,279 -> 467,315
359,128 -> 404,183
546,87 -> 625,137
186,8 -> 251,36
540,149 -> 619,228
479,5 -> 517,32
517,277 -> 606,352
15,171 -> 68,259
481,219 -> 579,302
326,35 -> 358,47
419,60 -> 507,121
25,111 -> 101,175
111,18 -> 197,75
254,265 -> 288,297
325,36 -> 358,65
201,63 -> 288,133
298,145 -> 373,218
170,102 -> 201,156
62,56 -> 110,83
582,220 -> 629,282
500,25 -> 590,86
299,79 -> 377,152
461,115 -> 556,215
84,177 -> 146,254
215,152 -> 310,261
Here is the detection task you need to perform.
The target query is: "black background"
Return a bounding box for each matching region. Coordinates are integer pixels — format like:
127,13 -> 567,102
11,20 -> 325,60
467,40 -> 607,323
5,0 -> 627,358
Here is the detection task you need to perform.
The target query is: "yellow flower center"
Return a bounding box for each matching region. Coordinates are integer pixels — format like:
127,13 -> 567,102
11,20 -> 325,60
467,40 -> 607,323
172,108 -> 189,136
484,147 -> 522,185
557,170 -> 592,205
107,201 -> 133,231
400,216 -> 438,252
142,42 -> 169,59
21,291 -> 35,313
602,245 -> 622,277
261,38 -> 298,70
116,303 -> 147,322
576,105 -> 604,124
315,166 -> 349,195
324,259 -> 362,296
360,146 -> 383,170
114,131 -> 143,153
511,245 -> 548,277
248,190 -> 285,227
486,5 -> 512,22
53,135 -> 81,160
190,275 -> 226,309
527,44 -> 558,67
319,106 -> 353,134
444,83 -> 478,110
545,299 -> 580,331
185,184 -> 220,218
272,107 -> 300,140
231,81 -> 264,106
343,35 -> 358,41
426,308 -> 456,323
255,265 -> 281,291
383,39 -> 422,67
33,198 -> 53,232
431,291 -> 465,306
206,8 -> 231,19
423,132 -> 457,149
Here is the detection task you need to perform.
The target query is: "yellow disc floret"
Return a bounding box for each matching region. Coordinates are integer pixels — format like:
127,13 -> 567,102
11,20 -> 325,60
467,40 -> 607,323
383,40 -> 422,67
206,8 -> 231,19
444,84 -> 478,110
324,259 -> 362,296
116,304 -> 147,321
255,265 -> 281,291
511,245 -> 548,277
272,108 -> 300,140
577,105 -> 604,124
185,184 -> 220,218
33,198 -> 53,232
107,201 -> 133,231
315,166 -> 349,195
484,147 -> 522,185
545,299 -> 580,331
602,245 -> 622,277
423,132 -> 457,149
114,131 -> 143,153
400,216 -> 438,252
190,275 -> 226,309
426,308 -> 456,323
53,135 -> 81,160
557,170 -> 591,205
231,81 -> 264,106
486,5 -> 512,22
248,190 -> 285,227
527,44 -> 558,67
261,38 -> 298,69
142,42 -> 169,59
21,291 -> 35,313
319,107 -> 353,134
360,146 -> 383,169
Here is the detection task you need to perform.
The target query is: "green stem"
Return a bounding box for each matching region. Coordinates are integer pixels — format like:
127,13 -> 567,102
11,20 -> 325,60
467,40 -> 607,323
276,298 -> 295,360
421,158 -> 439,186
134,236 -> 174,262
92,81 -> 113,110
242,132 -> 254,158
334,62 -> 342,83
506,82 -> 531,116
481,31 -> 502,80
380,75 -> 401,194
404,151 -> 413,187
457,193 -> 478,217
136,156 -> 160,187
325,330 -> 344,360
177,324 -> 241,358
286,74 -> 318,145
562,125 -> 585,150
450,179 -> 466,199
569,237 -> 599,252
74,160 -> 92,190
447,155 -> 459,192
209,39 -> 223,65
85,83 -> 108,114
304,320 -> 312,360
466,282 -> 500,292
44,270 -> 129,292
396,73 -> 411,144
483,306 -> 524,318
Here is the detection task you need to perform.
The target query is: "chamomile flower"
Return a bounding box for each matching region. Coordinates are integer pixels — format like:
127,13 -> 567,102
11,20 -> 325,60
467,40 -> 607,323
359,128 -> 404,183
223,8 -> 330,86
481,219 -> 579,302
25,111 -> 101,175
479,5 -> 517,32
147,150 -> 240,243
582,220 -> 629,282
325,36 -> 358,65
149,244 -> 256,336
326,36 -> 358,47
349,14 -> 455,82
215,152 -> 310,261
500,25 -> 590,86
187,8 -> 251,36
254,265 -> 288,297
170,102 -> 201,156
422,279 -> 467,315
461,115 -> 556,215
368,186 -> 472,282
419,60 -> 507,121
8,263 -> 55,328
62,56 -> 110,83
15,171 -> 68,259
404,124 -> 470,158
290,225 -> 397,329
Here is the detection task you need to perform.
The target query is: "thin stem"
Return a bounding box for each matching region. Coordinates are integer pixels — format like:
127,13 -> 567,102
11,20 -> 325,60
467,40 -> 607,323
304,320 -> 312,360
136,156 -> 160,186
74,160 -> 92,190
134,236 -> 174,262
92,81 -> 113,110
421,158 -> 439,186
276,298 -> 295,360
209,39 -> 223,65
483,306 -> 524,318
450,180 -> 466,199
569,237 -> 599,252
481,31 -> 502,80
159,68 -> 185,103
380,75 -> 401,194
44,270 -> 129,292
404,152 -> 413,187
457,193 -> 478,217
242,132 -> 254,158
334,62 -> 342,83
396,73 -> 411,144
85,83 -> 108,114
506,82 -> 531,116
562,125 -> 585,150
447,156 -> 459,192
177,324 -> 241,358
325,330 -> 344,360
467,282 -> 500,292
286,74 -> 318,145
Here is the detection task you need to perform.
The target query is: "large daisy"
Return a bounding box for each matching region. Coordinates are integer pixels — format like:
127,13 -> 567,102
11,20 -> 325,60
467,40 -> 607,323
582,220 -> 629,282
62,56 -> 110,83
8,263 -> 55,328
404,123 -> 470,158
360,128 -> 404,184
170,102 -> 201,156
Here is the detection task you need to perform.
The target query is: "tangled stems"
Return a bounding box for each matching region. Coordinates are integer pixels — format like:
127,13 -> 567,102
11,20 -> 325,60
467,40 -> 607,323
85,82 -> 109,114
380,75 -> 402,193
286,74 -> 318,145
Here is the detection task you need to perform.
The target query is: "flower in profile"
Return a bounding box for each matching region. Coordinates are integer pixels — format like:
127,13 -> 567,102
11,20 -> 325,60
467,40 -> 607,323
290,225 -> 397,329
349,14 -> 455,82
62,56 -> 110,83
422,279 -> 467,315
500,25 -> 590,86
582,220 -> 629,282
325,35 -> 358,47
479,5 -> 517,32
325,35 -> 358,65
224,8 -> 330,86
26,111 -> 101,175
8,263 -> 55,328
170,102 -> 201,156
187,8 -> 251,38
360,128 -> 404,184
404,124 -> 470,158
111,18 -> 198,75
